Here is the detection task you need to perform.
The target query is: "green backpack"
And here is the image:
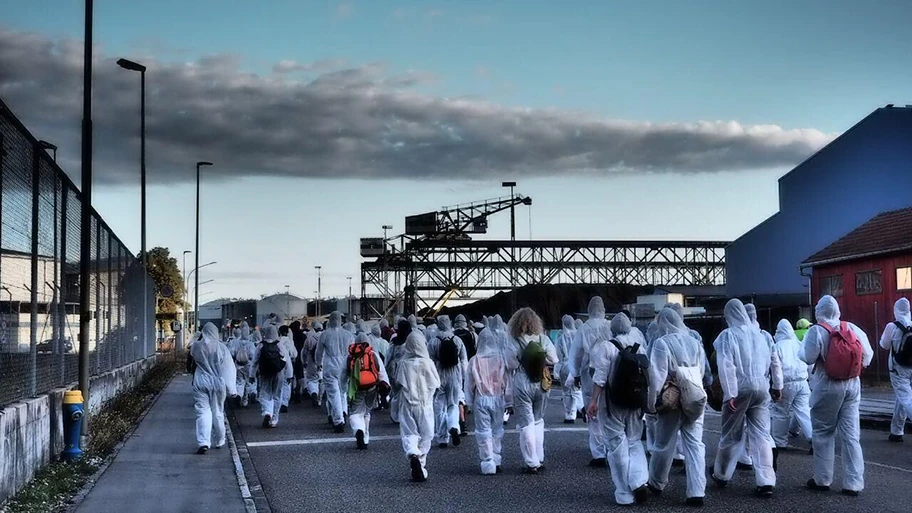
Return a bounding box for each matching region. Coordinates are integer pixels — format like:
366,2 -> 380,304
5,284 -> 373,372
519,337 -> 547,384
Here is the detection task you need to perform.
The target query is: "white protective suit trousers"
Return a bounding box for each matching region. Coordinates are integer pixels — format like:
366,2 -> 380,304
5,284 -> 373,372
389,389 -> 401,423
324,371 -> 347,425
648,410 -> 705,499
194,384 -> 227,448
891,402 -> 907,436
236,364 -> 254,406
810,376 -> 865,490
891,365 -> 912,436
473,395 -> 506,474
713,388 -> 776,487
514,373 -> 547,468
400,401 -> 435,478
305,369 -> 322,397
281,380 -> 292,407
434,369 -> 462,444
602,402 -> 648,505
350,388 -> 378,443
582,369 -> 606,459
771,380 -> 812,447
559,364 -> 583,421
259,374 -> 283,426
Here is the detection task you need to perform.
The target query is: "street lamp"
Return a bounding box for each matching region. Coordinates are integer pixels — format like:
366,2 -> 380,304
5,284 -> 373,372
182,250 -> 191,347
195,161 -> 213,330
502,181 -> 517,312
117,57 -> 149,354
347,276 -> 353,318
315,266 -> 322,317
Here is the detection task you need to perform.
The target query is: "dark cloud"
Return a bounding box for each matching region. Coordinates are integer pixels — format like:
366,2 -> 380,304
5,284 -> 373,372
0,26 -> 833,186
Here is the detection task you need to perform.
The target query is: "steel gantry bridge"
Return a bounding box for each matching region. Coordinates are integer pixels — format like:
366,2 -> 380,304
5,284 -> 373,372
359,191 -> 729,317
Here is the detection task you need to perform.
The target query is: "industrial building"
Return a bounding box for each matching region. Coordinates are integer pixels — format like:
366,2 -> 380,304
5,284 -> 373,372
257,293 -> 308,326
726,105 -> 912,302
802,206 -> 912,380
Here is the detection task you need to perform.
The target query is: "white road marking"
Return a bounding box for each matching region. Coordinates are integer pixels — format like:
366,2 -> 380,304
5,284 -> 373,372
246,426 -> 590,448
226,421 -> 257,513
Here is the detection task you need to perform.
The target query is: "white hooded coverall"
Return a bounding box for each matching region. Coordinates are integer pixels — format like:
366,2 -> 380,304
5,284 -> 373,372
554,314 -> 583,421
228,324 -> 257,405
317,312 -> 354,426
426,315 -> 468,445
802,295 -> 873,492
253,325 -> 293,427
567,297 -> 611,461
712,299 -> 783,488
345,333 -> 390,445
465,319 -> 513,474
396,323 -> 440,479
191,323 -> 237,448
647,309 -> 709,500
770,319 -> 812,447
881,298 -> 912,438
591,314 -> 649,505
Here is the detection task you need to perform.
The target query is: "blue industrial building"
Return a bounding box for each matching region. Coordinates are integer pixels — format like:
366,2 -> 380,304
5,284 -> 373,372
726,104 -> 912,301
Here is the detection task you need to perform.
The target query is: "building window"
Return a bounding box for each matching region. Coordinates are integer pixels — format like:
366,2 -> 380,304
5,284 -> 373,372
899,267 -> 912,291
819,275 -> 843,297
855,269 -> 882,296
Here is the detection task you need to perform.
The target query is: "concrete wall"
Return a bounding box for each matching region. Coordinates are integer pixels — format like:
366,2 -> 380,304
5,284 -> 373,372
726,105 -> 912,298
0,354 -> 162,505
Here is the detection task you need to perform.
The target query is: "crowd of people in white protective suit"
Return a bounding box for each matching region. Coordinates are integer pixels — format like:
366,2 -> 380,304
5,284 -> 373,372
184,293 -> 912,507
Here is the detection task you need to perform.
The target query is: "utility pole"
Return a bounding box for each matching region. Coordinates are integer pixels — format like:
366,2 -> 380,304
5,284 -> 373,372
315,266 -> 322,317
347,276 -> 353,319
78,0 -> 94,419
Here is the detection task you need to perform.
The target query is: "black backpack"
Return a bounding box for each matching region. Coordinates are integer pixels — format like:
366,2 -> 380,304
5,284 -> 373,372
258,342 -> 286,377
455,329 -> 477,360
606,339 -> 649,411
438,336 -> 460,369
893,322 -> 912,367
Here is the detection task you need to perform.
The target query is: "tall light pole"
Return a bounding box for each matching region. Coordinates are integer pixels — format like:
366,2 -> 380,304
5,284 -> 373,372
195,161 -> 213,331
381,224 -> 393,314
116,57 -> 148,353
187,261 -> 216,333
182,250 -> 191,348
315,266 -> 322,317
347,276 -> 353,319
285,284 -> 290,322
79,0 -> 95,418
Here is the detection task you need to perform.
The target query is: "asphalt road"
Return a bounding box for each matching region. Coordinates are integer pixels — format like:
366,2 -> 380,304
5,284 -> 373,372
231,393 -> 912,513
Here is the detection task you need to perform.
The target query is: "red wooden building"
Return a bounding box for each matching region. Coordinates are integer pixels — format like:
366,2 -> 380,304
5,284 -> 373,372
801,207 -> 912,381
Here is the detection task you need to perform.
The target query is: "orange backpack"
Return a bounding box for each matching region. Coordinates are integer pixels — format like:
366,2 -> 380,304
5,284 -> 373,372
349,342 -> 380,390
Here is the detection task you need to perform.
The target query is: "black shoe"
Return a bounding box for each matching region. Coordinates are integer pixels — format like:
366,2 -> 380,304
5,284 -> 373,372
841,489 -> 860,497
589,458 -> 607,468
522,466 -> 539,475
356,430 -> 367,450
328,415 -> 334,425
235,396 -> 242,408
280,405 -> 288,414
495,466 -> 503,474
806,479 -> 830,492
736,462 -> 754,471
684,497 -> 704,507
564,419 -> 576,424
538,464 -> 546,472
450,428 -> 461,447
808,447 -> 814,456
672,458 -> 685,468
710,472 -> 728,489
889,434 -> 904,443
409,455 -> 426,482
312,393 -> 320,408
333,423 -> 345,433
647,482 -> 663,497
578,409 -> 588,423
438,443 -> 448,449
789,430 -> 799,438
262,415 -> 271,428
772,447 -> 779,472
756,485 -> 774,497
196,446 -> 209,455
633,485 -> 650,504
460,420 -> 468,434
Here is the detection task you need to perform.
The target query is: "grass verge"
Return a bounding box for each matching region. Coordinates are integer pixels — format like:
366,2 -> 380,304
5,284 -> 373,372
1,357 -> 184,513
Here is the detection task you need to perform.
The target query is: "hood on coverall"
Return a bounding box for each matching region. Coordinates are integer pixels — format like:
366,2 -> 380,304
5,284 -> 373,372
895,298 -> 911,325
815,295 -> 841,327
610,313 -> 632,336
454,314 -> 468,330
263,325 -> 279,343
437,315 -> 453,333
328,311 -> 342,329
241,322 -> 251,340
588,296 -> 606,320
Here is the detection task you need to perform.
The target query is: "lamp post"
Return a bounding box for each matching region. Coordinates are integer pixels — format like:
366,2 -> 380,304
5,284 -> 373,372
79,0 -> 94,419
186,261 -> 216,332
315,266 -> 322,317
347,276 -> 353,319
181,250 -> 190,348
195,161 -> 213,331
116,57 -> 149,354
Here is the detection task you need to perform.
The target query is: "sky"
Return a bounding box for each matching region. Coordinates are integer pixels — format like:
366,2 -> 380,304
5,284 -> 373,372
2,0 -> 911,302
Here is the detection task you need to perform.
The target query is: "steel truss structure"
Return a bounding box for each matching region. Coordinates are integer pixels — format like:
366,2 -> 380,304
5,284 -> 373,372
361,239 -> 729,316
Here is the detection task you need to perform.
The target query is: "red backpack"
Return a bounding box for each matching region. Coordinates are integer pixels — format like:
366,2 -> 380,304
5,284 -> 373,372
818,322 -> 863,380
348,342 -> 380,390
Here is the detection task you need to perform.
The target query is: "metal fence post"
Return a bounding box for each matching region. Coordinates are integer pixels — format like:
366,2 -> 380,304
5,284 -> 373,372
29,142 -> 39,397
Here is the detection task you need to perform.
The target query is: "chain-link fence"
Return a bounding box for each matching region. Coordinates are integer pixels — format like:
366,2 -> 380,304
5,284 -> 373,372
0,98 -> 155,408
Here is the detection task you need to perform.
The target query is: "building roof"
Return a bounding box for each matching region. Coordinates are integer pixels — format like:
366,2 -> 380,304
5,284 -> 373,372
803,206 -> 912,267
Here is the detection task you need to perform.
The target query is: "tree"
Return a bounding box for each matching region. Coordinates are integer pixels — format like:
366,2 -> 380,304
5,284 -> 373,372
140,247 -> 186,314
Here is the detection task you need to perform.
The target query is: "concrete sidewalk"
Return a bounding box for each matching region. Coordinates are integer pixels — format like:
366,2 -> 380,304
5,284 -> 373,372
861,387 -> 911,431
75,374 -> 249,513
